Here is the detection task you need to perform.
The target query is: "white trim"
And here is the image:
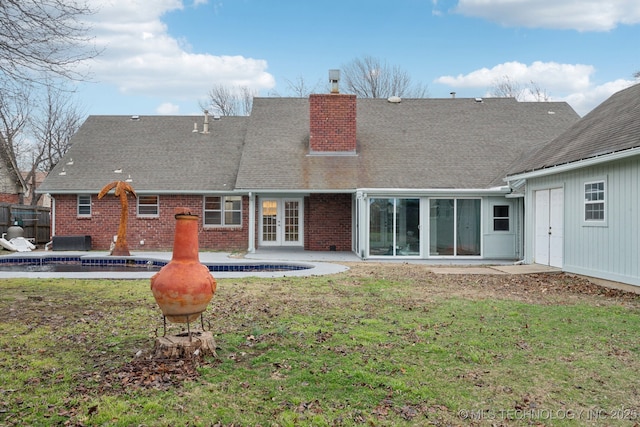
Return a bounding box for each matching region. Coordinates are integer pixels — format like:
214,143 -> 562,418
136,195 -> 159,218
506,147 -> 640,182
583,177 -> 607,226
202,195 -> 242,227
248,192 -> 255,253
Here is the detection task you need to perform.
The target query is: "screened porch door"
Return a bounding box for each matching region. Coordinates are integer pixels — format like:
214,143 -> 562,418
259,198 -> 303,247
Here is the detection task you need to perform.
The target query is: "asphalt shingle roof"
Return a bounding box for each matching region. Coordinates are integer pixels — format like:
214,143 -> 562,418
236,96 -> 578,190
38,115 -> 247,194
508,83 -> 640,176
40,96 -> 579,195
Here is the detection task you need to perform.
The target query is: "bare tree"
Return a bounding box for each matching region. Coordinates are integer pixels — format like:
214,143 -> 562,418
341,55 -> 429,98
634,70 -> 640,80
490,76 -> 550,102
528,81 -> 550,102
490,76 -> 524,99
200,84 -> 257,116
30,86 -> 85,171
284,75 -> 322,97
0,0 -> 99,87
0,84 -> 30,198
0,85 -> 30,166
0,0 -> 97,203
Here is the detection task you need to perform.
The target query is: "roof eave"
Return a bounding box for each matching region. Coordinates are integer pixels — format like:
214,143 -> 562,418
505,146 -> 640,182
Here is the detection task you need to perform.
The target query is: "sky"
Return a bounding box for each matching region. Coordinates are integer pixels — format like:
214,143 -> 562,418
73,0 -> 640,117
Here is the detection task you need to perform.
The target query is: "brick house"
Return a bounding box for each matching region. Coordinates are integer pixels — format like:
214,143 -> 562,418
38,80 -> 579,260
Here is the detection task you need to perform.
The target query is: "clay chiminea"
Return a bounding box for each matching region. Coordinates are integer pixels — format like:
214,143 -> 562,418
150,208 -> 216,324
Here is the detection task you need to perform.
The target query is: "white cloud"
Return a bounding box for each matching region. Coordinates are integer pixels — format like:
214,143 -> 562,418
435,61 -> 636,115
80,0 -> 275,101
455,0 -> 640,31
156,102 -> 181,114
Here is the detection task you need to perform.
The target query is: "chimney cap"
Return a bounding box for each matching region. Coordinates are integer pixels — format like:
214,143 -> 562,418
329,69 -> 340,93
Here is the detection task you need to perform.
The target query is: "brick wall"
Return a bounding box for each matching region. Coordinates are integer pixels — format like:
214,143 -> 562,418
309,94 -> 357,153
53,194 -> 249,251
0,194 -> 20,204
304,193 -> 352,251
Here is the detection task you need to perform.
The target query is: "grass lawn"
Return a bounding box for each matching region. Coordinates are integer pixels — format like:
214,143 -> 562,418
0,263 -> 638,426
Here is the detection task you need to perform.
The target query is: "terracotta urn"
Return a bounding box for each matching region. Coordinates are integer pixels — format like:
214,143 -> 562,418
150,208 -> 216,323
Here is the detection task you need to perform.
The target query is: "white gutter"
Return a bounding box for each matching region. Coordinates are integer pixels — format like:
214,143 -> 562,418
37,189 -> 252,195
505,147 -> 640,182
41,186 -> 512,196
356,187 -> 510,196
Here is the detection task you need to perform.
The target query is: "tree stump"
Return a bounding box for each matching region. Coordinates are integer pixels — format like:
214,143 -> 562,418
152,331 -> 217,359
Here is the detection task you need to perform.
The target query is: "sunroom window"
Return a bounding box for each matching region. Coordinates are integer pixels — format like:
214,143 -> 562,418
493,205 -> 510,231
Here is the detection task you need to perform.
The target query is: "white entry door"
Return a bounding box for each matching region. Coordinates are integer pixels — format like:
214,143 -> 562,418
534,188 -> 564,267
259,198 -> 303,247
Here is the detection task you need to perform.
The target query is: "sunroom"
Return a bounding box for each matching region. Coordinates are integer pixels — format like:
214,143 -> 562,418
354,190 -> 522,261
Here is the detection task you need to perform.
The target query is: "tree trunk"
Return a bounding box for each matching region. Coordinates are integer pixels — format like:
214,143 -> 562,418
152,331 -> 217,359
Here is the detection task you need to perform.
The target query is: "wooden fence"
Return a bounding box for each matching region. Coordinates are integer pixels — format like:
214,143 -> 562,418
0,203 -> 51,245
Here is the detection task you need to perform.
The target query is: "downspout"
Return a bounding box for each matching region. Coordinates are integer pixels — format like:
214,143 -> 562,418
51,196 -> 56,237
247,192 -> 255,253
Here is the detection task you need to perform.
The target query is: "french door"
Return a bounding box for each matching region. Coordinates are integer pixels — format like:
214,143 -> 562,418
259,198 -> 303,247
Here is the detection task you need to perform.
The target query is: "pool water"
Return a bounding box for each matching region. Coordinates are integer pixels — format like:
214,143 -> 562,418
0,256 -> 311,273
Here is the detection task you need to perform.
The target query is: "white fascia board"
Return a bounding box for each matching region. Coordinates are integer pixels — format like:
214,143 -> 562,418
505,147 -> 640,182
37,189 -> 251,195
357,187 -> 510,196
240,189 -> 357,194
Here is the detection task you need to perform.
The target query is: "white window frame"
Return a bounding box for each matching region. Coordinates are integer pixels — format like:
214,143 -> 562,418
583,178 -> 606,225
137,195 -> 159,217
492,204 -> 510,232
203,195 -> 242,227
77,194 -> 91,217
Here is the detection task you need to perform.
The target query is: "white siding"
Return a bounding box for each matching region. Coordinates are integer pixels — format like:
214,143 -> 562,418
525,155 -> 640,286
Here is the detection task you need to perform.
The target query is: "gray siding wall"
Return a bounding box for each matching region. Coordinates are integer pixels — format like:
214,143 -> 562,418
525,155 -> 640,286
483,196 -> 521,259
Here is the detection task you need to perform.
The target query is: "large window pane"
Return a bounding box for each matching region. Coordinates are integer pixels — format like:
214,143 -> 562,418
457,199 -> 481,255
369,198 -> 394,256
430,198 -> 481,256
430,199 -> 454,255
396,198 -> 420,255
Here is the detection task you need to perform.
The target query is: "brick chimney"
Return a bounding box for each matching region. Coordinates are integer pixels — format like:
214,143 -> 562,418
309,70 -> 356,153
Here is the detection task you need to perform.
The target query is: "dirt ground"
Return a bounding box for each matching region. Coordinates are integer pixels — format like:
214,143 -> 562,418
338,262 -> 640,308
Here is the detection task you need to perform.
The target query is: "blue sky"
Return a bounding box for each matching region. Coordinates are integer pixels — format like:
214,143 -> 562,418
76,0 -> 640,117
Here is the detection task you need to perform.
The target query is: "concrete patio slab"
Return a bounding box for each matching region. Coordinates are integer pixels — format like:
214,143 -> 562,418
490,264 -> 562,274
429,266 -> 508,275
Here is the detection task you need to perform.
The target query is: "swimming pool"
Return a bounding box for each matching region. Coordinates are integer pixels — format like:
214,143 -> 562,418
0,255 -> 312,273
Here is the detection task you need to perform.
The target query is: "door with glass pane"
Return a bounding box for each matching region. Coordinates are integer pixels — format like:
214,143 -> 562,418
368,198 -> 420,256
429,198 -> 481,257
260,198 -> 303,247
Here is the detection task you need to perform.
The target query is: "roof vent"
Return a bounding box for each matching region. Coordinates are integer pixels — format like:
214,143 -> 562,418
474,98 -> 483,103
202,110 -> 210,134
450,92 -> 456,98
192,123 -> 198,133
387,96 -> 402,103
130,115 -> 140,121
